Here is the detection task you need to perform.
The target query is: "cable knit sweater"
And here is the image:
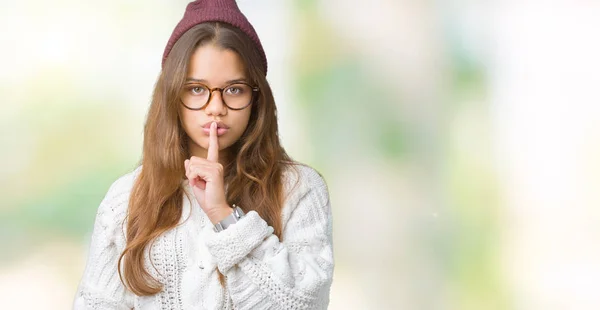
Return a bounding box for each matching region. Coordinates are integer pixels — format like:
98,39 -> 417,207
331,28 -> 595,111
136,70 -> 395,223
73,164 -> 334,310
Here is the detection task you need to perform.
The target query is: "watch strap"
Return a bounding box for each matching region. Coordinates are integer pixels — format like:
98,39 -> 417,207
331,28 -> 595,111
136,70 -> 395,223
214,204 -> 245,232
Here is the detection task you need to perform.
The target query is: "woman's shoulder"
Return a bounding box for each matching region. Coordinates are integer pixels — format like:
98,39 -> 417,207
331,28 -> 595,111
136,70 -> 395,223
283,161 -> 325,183
104,166 -> 142,200
279,162 -> 331,227
281,162 -> 329,201
97,165 -> 142,218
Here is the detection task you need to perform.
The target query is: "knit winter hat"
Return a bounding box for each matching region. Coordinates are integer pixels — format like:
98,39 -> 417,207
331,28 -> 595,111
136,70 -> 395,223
162,0 -> 268,74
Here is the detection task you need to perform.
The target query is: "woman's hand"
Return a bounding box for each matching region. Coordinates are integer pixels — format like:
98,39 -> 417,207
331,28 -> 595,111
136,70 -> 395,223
184,121 -> 232,224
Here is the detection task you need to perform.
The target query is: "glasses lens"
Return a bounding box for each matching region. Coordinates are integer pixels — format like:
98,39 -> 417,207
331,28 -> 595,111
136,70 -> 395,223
222,83 -> 254,109
182,85 -> 210,109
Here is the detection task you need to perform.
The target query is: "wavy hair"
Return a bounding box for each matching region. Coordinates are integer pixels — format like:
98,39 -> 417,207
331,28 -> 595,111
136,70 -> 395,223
117,22 -> 294,295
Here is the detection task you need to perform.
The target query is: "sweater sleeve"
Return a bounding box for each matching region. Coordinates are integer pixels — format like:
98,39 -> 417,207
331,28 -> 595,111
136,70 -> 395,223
73,174 -> 136,310
204,166 -> 334,310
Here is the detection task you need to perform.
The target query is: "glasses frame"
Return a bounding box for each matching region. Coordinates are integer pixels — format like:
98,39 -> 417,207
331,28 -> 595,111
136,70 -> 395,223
180,81 -> 260,111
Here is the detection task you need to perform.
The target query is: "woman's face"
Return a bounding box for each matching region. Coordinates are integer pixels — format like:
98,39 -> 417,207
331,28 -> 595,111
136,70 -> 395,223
179,43 -> 253,159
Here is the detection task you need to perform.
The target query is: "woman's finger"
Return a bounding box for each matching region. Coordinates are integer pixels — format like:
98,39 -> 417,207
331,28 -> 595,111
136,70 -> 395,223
186,163 -> 219,181
207,121 -> 219,162
192,178 -> 206,190
186,165 -> 207,189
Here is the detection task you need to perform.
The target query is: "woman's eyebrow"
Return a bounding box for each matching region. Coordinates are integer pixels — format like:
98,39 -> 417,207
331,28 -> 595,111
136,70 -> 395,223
185,78 -> 208,84
184,77 -> 247,84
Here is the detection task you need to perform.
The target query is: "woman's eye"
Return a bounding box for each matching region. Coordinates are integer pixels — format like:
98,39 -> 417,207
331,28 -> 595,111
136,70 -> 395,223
190,87 -> 206,95
225,86 -> 243,95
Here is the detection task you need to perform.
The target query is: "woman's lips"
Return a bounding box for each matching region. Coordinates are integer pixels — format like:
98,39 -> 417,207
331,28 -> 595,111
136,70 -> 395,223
201,121 -> 229,136
202,127 -> 228,136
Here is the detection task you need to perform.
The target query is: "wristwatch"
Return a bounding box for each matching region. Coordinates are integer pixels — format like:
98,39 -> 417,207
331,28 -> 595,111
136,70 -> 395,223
214,204 -> 245,232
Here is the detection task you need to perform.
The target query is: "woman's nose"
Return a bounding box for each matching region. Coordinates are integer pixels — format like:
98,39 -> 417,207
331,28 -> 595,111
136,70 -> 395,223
204,89 -> 227,115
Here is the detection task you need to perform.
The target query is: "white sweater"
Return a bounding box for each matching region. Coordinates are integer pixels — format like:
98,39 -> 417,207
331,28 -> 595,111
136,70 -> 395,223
73,164 -> 334,310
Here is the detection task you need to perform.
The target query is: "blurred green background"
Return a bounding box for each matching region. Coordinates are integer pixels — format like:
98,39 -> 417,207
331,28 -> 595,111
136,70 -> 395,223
2,1 -> 600,309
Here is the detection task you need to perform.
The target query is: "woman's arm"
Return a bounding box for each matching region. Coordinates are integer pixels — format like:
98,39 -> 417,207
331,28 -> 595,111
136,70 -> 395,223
205,166 -> 334,310
73,174 -> 136,310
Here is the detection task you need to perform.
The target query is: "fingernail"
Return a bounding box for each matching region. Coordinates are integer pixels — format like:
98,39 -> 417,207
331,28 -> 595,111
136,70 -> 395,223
211,121 -> 217,129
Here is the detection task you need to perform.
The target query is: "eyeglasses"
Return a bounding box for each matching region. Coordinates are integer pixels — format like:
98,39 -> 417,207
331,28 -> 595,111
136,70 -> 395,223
180,82 -> 259,111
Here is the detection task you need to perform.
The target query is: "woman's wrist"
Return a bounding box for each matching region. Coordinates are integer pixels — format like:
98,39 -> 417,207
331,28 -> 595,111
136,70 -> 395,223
207,204 -> 233,224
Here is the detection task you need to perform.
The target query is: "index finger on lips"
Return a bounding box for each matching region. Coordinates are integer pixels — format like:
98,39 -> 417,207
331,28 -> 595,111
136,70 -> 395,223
207,121 -> 219,162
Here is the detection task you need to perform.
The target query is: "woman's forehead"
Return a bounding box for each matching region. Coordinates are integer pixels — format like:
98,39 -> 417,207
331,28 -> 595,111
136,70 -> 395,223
186,44 -> 246,84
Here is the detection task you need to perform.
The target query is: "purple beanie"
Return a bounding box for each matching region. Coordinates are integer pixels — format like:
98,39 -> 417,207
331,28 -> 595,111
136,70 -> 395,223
162,0 -> 268,74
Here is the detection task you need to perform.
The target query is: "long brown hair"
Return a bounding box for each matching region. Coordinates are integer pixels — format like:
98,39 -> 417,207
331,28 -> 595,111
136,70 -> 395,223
118,22 -> 294,296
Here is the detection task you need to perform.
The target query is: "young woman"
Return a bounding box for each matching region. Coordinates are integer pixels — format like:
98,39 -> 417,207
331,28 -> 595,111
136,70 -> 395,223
73,0 -> 334,309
